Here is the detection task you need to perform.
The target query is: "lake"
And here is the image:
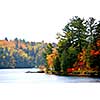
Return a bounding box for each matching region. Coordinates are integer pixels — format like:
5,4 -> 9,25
0,68 -> 100,83
0,68 -> 100,100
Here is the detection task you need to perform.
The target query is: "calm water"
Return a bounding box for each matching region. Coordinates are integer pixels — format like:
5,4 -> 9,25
0,68 -> 100,100
0,68 -> 100,83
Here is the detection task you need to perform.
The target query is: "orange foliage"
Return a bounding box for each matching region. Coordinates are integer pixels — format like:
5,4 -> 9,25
46,48 -> 58,68
20,43 -> 26,49
73,49 -> 87,71
0,39 -> 27,49
46,54 -> 54,67
18,42 -> 27,49
0,40 -> 15,48
67,68 -> 74,73
96,40 -> 100,47
90,50 -> 95,55
94,51 -> 100,55
90,50 -> 100,56
90,39 -> 100,56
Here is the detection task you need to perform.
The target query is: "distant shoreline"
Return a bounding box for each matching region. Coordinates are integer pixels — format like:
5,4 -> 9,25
0,67 -> 35,69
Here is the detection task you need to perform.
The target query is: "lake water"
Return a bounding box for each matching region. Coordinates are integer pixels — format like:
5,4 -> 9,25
0,69 -> 100,100
0,68 -> 100,83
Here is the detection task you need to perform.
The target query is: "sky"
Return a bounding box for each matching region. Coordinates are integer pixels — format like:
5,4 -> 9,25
0,0 -> 100,43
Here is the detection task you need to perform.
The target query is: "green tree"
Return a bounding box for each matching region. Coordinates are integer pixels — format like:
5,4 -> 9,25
63,16 -> 87,52
60,50 -> 68,75
53,56 -> 61,74
86,17 -> 96,42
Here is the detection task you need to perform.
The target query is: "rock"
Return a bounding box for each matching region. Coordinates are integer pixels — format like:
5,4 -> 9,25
25,70 -> 44,73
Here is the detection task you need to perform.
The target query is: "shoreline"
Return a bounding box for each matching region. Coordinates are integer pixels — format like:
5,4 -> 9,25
25,70 -> 100,78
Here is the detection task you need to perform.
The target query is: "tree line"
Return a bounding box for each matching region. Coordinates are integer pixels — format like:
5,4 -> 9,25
0,38 -> 56,69
44,16 -> 100,76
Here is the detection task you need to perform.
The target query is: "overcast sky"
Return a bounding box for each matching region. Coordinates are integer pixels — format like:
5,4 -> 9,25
0,0 -> 100,43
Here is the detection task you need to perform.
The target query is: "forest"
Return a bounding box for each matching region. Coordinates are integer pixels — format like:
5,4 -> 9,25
0,16 -> 100,77
45,16 -> 100,76
0,38 -> 56,68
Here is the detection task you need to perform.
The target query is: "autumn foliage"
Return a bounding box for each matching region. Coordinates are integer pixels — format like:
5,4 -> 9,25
46,48 -> 58,69
45,16 -> 100,76
0,38 -> 48,68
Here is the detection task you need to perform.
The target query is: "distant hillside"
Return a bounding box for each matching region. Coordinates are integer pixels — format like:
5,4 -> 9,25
0,38 -> 56,69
